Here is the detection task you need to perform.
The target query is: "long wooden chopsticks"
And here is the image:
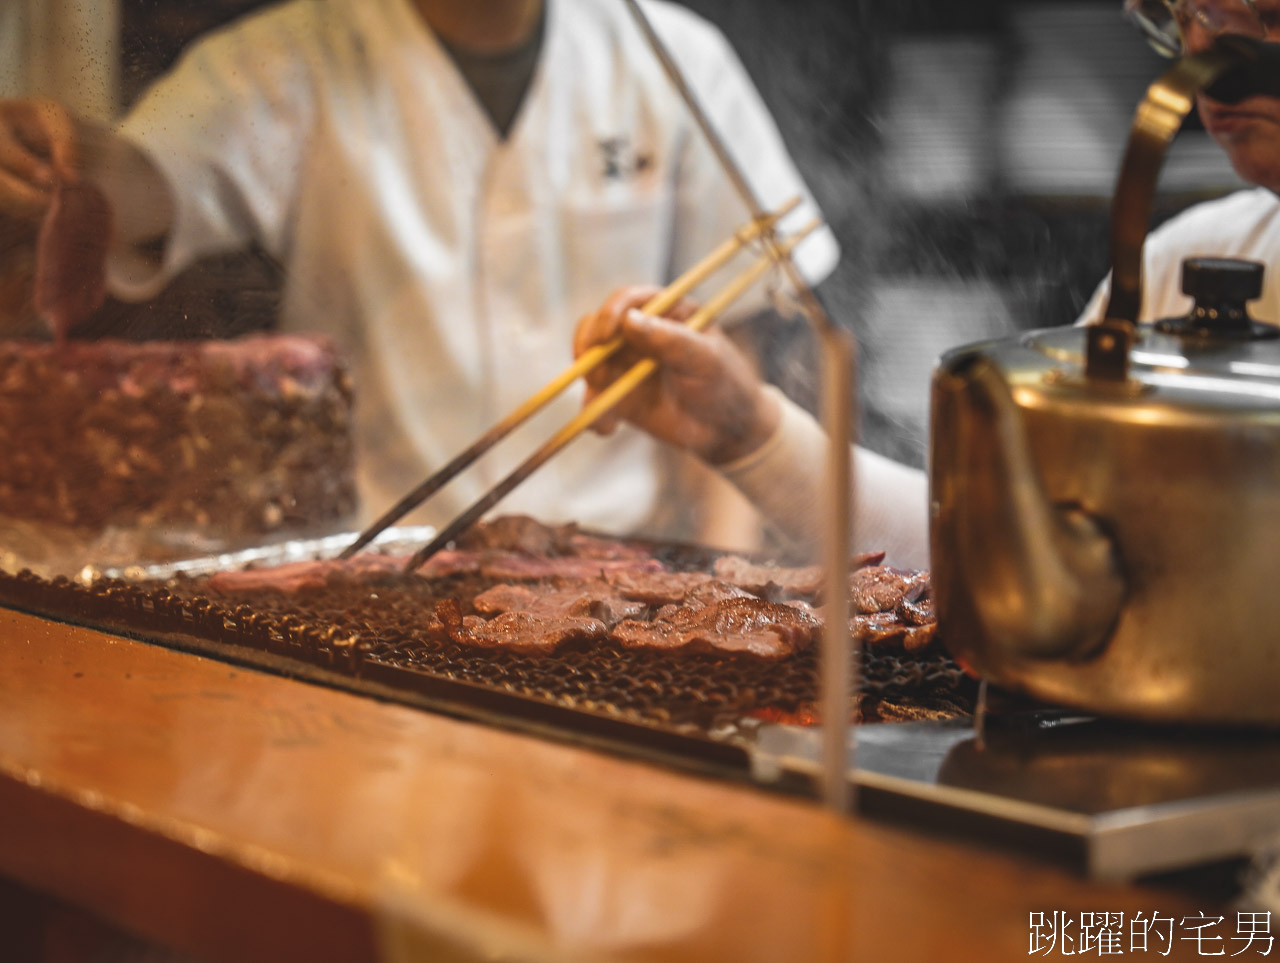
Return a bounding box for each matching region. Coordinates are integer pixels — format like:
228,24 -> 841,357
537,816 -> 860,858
400,216 -> 822,573
337,196 -> 801,560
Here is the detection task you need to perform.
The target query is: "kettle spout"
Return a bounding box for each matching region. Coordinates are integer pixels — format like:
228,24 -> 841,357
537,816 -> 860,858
932,353 -> 1126,662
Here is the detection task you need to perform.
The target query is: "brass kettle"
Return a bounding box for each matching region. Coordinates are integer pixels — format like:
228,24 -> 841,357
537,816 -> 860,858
929,37 -> 1280,725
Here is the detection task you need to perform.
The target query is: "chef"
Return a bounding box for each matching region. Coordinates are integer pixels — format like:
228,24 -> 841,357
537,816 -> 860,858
0,0 -> 836,537
1079,0 -> 1280,323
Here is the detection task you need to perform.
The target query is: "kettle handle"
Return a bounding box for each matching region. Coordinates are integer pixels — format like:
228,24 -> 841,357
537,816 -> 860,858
1092,37 -> 1273,379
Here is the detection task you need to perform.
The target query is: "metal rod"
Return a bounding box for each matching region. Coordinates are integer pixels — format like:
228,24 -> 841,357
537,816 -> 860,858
820,329 -> 855,813
623,0 -> 858,813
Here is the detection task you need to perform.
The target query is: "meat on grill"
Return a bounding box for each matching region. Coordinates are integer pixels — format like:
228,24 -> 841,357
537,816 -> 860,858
675,579 -> 756,609
466,611 -> 608,654
451,515 -> 655,562
434,596 -> 606,655
612,595 -> 821,661
850,565 -> 931,615
454,514 -> 579,555
853,611 -> 937,654
712,555 -> 823,598
208,552 -> 410,593
712,550 -> 886,600
567,533 -> 657,561
896,580 -> 935,626
463,575 -> 809,658
476,553 -> 664,582
414,548 -> 661,581
472,579 -> 646,628
606,568 -> 715,606
205,516 -> 938,660
206,544 -> 664,595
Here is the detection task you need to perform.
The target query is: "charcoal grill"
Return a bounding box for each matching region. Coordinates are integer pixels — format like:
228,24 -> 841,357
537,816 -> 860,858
0,532 -> 973,795
7,544 -> 1277,883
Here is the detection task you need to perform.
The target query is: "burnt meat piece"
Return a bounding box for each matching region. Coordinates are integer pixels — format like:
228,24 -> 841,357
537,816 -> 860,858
850,550 -> 889,570
432,597 -> 474,634
847,569 -> 937,653
612,595 -> 821,661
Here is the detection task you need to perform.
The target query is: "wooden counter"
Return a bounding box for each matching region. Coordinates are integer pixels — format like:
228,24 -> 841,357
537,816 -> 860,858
0,608 -> 1214,962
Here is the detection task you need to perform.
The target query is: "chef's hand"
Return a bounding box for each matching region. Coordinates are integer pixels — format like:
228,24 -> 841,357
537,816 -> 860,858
573,286 -> 781,465
0,99 -> 174,336
0,97 -> 172,246
0,99 -> 83,220
0,99 -> 107,337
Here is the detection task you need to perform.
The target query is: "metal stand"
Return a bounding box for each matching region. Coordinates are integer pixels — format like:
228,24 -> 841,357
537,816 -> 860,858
622,0 -> 857,814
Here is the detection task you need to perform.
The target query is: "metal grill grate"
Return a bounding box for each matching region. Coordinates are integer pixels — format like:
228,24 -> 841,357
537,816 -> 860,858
0,564 -> 975,734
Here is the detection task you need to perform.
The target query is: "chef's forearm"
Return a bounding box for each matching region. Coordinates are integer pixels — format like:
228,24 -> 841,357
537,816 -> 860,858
716,386 -> 826,550
717,388 -> 931,568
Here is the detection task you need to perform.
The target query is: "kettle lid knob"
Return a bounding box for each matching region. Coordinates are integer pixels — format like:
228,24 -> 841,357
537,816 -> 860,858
1154,257 -> 1276,340
1181,256 -> 1263,304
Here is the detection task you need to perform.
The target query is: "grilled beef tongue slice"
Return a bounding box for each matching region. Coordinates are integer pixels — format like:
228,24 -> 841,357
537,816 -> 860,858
472,579 -> 646,627
612,595 -> 821,660
34,181 -> 112,340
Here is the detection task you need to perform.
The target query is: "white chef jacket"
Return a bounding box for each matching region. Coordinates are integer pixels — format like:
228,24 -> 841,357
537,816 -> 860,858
108,0 -> 838,535
1077,187 -> 1280,326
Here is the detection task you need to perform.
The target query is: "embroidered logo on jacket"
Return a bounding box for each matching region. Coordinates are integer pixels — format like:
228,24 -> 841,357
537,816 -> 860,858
598,137 -> 655,181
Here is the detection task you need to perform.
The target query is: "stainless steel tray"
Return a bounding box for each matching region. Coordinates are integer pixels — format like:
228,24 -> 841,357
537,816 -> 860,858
94,526 -> 438,583
754,715 -> 1280,880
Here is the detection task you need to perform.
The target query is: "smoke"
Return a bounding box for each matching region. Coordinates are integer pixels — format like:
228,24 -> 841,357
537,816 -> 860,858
676,0 -> 1245,468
